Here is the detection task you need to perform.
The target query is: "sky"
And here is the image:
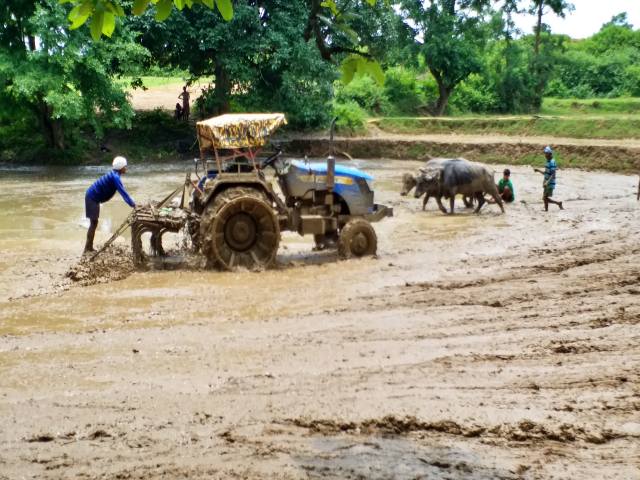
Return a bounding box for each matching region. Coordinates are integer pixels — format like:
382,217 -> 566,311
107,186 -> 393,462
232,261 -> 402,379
512,0 -> 640,38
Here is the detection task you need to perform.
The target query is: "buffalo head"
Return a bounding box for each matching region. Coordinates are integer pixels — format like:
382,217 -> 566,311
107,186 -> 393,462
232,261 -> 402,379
400,173 -> 417,196
414,168 -> 440,198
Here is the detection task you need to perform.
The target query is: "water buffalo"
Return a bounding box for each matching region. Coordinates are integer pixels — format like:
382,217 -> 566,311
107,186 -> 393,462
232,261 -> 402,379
400,158 -> 446,196
401,158 -> 474,212
407,159 -> 504,214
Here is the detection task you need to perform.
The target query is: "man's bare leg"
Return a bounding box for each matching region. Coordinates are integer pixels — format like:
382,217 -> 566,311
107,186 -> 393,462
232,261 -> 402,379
544,194 -> 563,210
84,219 -> 98,253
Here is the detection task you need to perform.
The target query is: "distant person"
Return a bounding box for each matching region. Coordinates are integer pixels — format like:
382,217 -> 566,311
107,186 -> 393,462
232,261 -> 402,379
498,168 -> 515,203
84,156 -> 136,254
178,86 -> 190,121
534,146 -> 564,211
174,102 -> 183,120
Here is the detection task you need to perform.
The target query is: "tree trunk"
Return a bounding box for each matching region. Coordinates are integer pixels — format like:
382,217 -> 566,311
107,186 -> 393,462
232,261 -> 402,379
432,70 -> 452,117
39,102 -> 65,150
532,0 -> 546,109
214,60 -> 230,115
534,0 -> 543,56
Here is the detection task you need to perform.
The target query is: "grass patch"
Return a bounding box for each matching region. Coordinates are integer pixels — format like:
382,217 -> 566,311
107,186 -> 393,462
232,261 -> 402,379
375,115 -> 640,140
541,97 -> 640,116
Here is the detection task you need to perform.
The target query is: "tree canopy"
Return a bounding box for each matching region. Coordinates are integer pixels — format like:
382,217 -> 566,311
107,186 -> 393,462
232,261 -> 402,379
1,0 -> 639,160
0,0 -> 147,153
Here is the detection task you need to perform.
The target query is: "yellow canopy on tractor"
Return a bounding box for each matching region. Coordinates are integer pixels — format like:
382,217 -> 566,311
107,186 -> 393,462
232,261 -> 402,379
196,113 -> 287,153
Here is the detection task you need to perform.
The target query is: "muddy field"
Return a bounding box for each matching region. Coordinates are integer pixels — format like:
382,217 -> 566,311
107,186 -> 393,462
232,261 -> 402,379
1,160 -> 639,479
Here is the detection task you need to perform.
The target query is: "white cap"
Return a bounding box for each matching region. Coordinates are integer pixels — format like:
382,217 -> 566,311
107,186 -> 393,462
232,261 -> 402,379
543,146 -> 553,154
112,156 -> 128,170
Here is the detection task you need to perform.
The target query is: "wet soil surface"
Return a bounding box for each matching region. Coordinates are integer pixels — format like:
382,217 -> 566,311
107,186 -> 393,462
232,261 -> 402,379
1,160 -> 640,479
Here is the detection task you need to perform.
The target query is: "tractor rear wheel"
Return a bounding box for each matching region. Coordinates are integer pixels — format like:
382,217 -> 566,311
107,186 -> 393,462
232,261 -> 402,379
338,219 -> 377,259
200,187 -> 280,270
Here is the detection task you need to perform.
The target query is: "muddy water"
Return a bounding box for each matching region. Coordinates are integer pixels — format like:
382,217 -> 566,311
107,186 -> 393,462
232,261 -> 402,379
1,159 -> 640,479
0,159 -> 637,329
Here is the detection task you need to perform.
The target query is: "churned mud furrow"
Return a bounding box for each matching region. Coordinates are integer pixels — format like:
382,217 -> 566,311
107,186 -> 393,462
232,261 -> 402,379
1,162 -> 640,479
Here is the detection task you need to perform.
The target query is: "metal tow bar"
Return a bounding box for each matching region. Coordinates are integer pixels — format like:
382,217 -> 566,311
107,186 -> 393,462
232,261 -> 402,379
88,213 -> 134,262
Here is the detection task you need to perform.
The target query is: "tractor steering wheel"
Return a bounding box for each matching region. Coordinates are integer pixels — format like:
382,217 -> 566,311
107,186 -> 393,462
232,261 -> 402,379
261,148 -> 282,170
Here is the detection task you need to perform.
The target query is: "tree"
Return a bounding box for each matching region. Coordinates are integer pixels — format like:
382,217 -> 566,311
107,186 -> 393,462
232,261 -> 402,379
528,0 -> 572,55
400,0 -> 492,115
128,1 -> 336,127
60,0 -> 386,85
0,0 -> 148,151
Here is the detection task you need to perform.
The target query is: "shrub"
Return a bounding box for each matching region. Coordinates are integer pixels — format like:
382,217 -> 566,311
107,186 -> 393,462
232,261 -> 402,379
449,74 -> 499,114
333,101 -> 367,134
383,66 -> 425,115
568,83 -> 596,99
545,78 -> 570,98
334,75 -> 389,114
623,64 -> 640,96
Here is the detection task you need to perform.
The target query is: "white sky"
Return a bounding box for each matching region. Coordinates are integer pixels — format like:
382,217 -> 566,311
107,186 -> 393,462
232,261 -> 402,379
512,0 -> 640,38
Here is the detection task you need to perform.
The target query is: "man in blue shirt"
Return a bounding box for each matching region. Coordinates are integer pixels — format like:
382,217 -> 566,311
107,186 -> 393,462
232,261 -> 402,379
84,156 -> 136,253
534,146 -> 564,211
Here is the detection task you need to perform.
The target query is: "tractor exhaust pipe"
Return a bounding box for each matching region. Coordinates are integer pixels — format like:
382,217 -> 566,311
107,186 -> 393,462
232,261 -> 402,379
327,117 -> 337,192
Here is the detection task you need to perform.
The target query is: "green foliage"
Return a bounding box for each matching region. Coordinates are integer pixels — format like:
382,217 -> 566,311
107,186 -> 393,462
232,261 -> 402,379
448,74 -> 498,114
334,66 -> 438,116
131,2 -> 336,129
60,0 -> 233,39
333,101 -> 367,134
334,75 -> 389,114
341,55 -> 385,85
0,0 -> 148,158
383,66 -> 427,115
545,18 -> 640,99
240,40 -> 335,129
399,0 -> 494,115
623,65 -> 640,97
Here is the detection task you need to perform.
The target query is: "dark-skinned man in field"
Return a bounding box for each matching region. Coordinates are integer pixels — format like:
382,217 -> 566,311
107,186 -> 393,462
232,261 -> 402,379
84,156 -> 136,254
534,146 -> 564,211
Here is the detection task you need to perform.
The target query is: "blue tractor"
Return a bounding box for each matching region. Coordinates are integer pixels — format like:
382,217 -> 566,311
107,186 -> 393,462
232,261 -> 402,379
131,113 -> 392,270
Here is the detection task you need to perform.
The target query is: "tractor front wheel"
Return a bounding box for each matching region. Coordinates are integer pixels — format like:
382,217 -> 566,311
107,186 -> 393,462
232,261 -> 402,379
201,187 -> 280,270
338,219 -> 377,259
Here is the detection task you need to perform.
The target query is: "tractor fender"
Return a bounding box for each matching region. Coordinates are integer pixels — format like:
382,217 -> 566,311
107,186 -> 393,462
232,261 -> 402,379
202,177 -> 279,210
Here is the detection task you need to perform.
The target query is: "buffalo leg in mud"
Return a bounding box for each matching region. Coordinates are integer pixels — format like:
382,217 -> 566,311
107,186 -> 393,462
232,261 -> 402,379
449,195 -> 456,214
474,192 -> 486,213
434,196 -> 448,214
422,194 -> 431,211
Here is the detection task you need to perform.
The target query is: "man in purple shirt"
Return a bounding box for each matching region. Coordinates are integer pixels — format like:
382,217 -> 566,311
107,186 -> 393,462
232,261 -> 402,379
84,156 -> 136,253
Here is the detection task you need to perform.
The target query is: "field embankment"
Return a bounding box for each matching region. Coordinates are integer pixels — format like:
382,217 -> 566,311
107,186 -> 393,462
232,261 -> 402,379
283,97 -> 640,172
284,130 -> 640,172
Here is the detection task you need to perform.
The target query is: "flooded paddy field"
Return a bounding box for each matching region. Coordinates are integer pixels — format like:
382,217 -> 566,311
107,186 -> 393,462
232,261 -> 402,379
1,159 -> 639,479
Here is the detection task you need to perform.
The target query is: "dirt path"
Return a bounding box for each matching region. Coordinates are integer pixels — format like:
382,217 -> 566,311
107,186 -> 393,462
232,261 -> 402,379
362,126 -> 640,149
1,162 -> 639,479
129,83 -> 207,112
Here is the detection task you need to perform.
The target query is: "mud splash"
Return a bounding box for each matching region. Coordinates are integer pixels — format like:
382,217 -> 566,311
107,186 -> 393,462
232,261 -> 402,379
65,245 -> 135,286
288,416 -> 624,445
